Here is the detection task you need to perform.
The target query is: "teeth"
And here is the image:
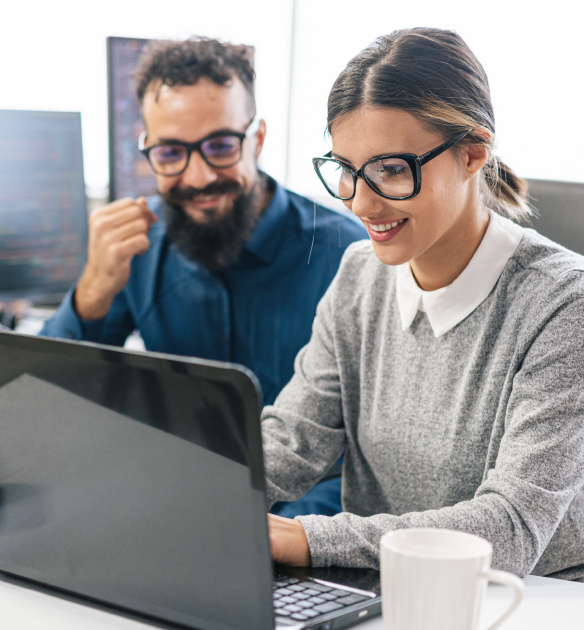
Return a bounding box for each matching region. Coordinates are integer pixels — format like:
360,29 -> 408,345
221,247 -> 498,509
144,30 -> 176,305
368,219 -> 405,232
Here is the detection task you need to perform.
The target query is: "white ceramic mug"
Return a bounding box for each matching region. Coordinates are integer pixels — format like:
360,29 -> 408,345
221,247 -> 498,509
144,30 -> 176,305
380,529 -> 524,630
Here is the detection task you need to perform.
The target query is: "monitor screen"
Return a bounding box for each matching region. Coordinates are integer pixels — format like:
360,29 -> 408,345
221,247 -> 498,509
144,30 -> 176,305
107,36 -> 158,201
0,110 -> 87,302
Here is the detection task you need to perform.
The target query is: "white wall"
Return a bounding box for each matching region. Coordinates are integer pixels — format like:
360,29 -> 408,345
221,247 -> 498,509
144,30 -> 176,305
286,0 -> 584,201
0,0 -> 293,192
0,0 -> 581,198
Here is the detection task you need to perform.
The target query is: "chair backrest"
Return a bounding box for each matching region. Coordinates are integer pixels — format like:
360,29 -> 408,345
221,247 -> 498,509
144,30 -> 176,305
525,179 -> 584,255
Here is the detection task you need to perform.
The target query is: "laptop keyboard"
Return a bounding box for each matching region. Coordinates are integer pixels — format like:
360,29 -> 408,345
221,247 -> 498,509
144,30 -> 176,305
273,575 -> 369,622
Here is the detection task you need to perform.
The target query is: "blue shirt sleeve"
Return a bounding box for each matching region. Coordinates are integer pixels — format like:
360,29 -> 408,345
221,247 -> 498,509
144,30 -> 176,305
40,287 -> 135,347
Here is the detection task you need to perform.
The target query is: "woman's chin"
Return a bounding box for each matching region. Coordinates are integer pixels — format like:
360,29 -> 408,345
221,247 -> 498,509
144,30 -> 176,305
370,241 -> 412,267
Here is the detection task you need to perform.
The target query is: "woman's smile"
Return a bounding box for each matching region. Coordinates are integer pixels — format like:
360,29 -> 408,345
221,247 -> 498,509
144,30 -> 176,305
365,218 -> 408,241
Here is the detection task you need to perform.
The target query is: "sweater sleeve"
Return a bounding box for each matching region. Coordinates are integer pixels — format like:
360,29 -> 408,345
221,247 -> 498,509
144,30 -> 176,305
261,277 -> 347,506
295,297 -> 584,576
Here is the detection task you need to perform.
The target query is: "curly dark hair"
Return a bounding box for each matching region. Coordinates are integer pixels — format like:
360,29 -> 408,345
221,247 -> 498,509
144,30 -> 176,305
134,37 -> 256,114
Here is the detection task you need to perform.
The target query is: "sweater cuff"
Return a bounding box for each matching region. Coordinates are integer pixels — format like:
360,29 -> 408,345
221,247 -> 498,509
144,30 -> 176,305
295,514 -> 337,567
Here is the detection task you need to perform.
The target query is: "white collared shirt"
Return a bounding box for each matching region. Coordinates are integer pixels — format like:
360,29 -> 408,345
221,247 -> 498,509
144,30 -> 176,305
395,211 -> 524,337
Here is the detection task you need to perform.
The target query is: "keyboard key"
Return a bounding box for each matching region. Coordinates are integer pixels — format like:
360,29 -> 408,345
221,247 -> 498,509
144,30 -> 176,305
319,593 -> 339,601
288,584 -> 307,592
314,602 -> 344,613
336,594 -> 368,606
306,596 -> 326,604
291,613 -> 309,620
330,589 -> 351,597
305,609 -> 321,618
275,609 -> 291,616
275,581 -> 288,588
302,588 -> 322,596
296,600 -> 315,609
307,583 -> 333,592
279,596 -> 297,604
274,588 -> 293,596
292,592 -> 310,600
283,604 -> 303,613
287,578 -> 300,584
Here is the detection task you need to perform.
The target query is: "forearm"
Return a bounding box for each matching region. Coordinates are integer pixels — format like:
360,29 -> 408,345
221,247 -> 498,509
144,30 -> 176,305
40,287 -> 134,346
262,406 -> 346,507
298,468 -> 581,575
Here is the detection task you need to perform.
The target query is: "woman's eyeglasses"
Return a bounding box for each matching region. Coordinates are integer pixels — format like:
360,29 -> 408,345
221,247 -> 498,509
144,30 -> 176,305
312,131 -> 470,201
139,117 -> 260,176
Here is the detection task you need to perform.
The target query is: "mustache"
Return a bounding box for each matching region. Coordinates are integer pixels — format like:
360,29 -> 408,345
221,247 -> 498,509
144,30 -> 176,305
165,181 -> 243,202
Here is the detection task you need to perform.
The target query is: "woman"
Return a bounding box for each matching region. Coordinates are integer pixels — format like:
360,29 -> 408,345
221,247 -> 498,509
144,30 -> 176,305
263,27 -> 584,580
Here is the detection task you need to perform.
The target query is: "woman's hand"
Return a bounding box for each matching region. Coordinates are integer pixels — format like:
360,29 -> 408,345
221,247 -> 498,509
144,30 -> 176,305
268,514 -> 311,566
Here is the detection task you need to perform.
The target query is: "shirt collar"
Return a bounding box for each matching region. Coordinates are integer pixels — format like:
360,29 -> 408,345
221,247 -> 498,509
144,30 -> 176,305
243,177 -> 290,265
395,211 -> 524,337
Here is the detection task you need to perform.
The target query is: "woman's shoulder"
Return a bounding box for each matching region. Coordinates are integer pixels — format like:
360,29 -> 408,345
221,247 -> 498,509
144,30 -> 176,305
512,229 -> 584,289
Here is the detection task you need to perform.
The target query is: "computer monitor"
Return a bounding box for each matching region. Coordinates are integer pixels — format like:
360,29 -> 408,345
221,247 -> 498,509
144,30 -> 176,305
526,179 -> 584,256
0,110 -> 88,303
107,36 -> 158,202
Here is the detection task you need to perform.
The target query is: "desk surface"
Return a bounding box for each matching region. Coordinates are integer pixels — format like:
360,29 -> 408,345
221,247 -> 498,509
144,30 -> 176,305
1,574 -> 582,630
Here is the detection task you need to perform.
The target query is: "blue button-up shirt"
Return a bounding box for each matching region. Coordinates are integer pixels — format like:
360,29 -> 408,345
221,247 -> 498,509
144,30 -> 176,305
41,179 -> 367,404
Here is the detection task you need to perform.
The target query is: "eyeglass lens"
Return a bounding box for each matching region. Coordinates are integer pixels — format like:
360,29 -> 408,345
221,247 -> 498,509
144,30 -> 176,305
317,157 -> 415,199
148,135 -> 242,175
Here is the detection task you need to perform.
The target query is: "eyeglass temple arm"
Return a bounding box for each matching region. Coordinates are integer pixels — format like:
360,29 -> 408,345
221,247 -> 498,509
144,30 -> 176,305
138,130 -> 148,151
419,131 -> 470,166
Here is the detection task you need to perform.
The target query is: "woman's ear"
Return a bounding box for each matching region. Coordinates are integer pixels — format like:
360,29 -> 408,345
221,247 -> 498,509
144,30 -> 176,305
463,129 -> 491,179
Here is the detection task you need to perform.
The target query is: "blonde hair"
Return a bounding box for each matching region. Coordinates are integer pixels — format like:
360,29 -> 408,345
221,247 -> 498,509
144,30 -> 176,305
328,28 -> 530,222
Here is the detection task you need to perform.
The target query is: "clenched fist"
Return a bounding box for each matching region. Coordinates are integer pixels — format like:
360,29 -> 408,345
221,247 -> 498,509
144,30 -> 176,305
75,197 -> 157,320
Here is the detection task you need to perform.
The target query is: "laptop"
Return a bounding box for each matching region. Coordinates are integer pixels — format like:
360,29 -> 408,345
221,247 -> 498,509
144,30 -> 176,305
0,331 -> 381,630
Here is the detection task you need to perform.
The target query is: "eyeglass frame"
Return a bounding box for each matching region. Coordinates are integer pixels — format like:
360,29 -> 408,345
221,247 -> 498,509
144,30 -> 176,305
312,130 -> 471,201
138,116 -> 261,176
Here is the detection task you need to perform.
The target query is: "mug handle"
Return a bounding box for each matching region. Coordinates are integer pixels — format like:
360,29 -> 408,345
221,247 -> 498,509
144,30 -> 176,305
480,569 -> 524,630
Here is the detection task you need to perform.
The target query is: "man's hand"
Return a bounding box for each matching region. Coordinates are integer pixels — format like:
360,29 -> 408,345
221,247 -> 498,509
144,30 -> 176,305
268,514 -> 311,567
75,197 -> 157,320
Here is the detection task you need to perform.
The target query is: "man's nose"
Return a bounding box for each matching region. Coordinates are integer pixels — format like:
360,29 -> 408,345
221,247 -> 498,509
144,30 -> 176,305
180,150 -> 219,189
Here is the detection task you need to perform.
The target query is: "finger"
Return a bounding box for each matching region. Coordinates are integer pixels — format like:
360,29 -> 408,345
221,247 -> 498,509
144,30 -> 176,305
92,204 -> 151,232
112,233 -> 151,260
92,197 -> 138,217
106,217 -> 151,244
135,197 -> 158,225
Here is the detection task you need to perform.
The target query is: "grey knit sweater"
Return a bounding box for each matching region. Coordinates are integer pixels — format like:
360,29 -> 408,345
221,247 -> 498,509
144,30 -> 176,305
261,229 -> 584,578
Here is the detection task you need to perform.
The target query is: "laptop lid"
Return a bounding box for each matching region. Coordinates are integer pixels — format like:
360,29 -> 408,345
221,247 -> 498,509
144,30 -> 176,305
0,331 -> 274,630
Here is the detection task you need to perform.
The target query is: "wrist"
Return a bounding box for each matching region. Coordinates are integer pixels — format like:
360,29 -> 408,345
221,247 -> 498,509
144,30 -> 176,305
74,272 -> 115,321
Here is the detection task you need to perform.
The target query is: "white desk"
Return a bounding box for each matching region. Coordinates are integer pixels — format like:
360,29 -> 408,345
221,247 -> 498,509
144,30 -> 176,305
1,575 -> 582,630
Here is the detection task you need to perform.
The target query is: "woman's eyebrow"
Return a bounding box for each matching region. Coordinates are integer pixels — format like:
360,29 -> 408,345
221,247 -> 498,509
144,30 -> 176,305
331,152 -> 354,165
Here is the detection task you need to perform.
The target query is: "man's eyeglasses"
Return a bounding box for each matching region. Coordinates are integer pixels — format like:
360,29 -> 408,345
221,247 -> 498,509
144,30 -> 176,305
139,117 -> 260,177
312,131 -> 470,201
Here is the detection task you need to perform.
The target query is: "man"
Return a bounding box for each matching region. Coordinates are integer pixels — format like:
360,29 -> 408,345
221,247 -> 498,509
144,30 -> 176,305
41,38 -> 366,516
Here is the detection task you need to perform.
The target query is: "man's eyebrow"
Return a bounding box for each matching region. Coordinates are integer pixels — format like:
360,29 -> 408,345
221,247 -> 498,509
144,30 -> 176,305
154,128 -> 242,145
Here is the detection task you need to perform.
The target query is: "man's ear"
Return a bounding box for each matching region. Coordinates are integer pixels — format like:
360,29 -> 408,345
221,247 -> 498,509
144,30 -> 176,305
255,119 -> 267,160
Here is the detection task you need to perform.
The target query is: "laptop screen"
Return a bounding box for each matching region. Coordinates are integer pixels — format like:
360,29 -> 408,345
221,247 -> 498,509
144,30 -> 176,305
0,332 -> 273,630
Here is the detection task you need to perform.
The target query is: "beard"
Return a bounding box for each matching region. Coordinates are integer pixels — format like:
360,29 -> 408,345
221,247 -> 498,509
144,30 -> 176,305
160,174 -> 266,272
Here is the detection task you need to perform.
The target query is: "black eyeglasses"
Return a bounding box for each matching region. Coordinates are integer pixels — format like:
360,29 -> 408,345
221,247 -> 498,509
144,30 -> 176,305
138,117 -> 260,176
312,131 -> 470,201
